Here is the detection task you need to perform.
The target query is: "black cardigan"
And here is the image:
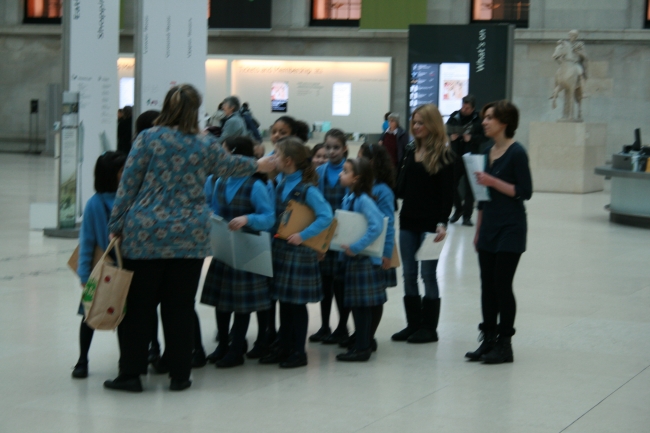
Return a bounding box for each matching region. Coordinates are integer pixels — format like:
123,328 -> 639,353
397,145 -> 454,233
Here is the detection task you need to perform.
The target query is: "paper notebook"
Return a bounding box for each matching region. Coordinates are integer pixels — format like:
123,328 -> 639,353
330,210 -> 388,258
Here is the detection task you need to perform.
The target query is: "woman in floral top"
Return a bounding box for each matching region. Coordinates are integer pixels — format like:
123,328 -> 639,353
104,84 -> 275,393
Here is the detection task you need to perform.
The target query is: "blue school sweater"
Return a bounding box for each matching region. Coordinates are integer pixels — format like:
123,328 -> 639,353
341,192 -> 384,265
78,192 -> 115,284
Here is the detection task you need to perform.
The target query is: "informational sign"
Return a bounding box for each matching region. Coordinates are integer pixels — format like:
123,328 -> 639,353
271,81 -> 288,112
59,92 -> 79,229
332,82 -> 352,116
68,0 -> 120,213
410,63 -> 439,112
439,63 -> 470,118
137,0 -> 207,117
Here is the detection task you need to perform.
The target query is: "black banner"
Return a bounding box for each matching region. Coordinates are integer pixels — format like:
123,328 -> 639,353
209,0 -> 272,29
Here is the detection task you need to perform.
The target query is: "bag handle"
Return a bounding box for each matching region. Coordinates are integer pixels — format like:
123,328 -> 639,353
99,237 -> 125,269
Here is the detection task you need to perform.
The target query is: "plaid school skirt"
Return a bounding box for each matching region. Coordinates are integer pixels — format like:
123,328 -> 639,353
382,268 -> 398,288
343,256 -> 388,308
200,259 -> 271,314
271,239 -> 323,304
319,250 -> 342,278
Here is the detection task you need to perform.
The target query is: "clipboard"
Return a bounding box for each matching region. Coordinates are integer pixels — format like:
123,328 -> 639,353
330,210 -> 389,258
276,199 -> 337,254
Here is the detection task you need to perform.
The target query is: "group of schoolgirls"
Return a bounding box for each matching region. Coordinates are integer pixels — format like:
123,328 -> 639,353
200,119 -> 399,369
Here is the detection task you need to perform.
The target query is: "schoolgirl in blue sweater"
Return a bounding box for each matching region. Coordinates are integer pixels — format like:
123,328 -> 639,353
72,151 -> 126,379
312,128 -> 350,345
200,137 -> 275,368
336,157 -> 386,362
259,137 -> 333,368
358,143 -> 398,350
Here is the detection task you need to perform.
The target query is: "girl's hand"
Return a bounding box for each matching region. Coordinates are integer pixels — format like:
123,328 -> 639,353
287,233 -> 303,246
381,257 -> 391,270
475,171 -> 495,187
434,226 -> 446,243
317,252 -> 326,261
342,245 -> 355,257
257,155 -> 277,173
228,216 -> 248,231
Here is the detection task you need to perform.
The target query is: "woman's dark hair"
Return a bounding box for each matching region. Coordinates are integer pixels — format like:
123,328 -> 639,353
94,151 -> 127,193
481,100 -> 519,138
155,84 -> 202,134
311,142 -> 324,157
276,136 -> 318,185
325,128 -> 347,147
135,110 -> 160,135
225,136 -> 268,182
346,157 -> 375,197
359,143 -> 395,189
294,120 -> 310,142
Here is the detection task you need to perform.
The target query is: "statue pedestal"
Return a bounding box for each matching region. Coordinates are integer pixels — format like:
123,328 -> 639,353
529,122 -> 606,193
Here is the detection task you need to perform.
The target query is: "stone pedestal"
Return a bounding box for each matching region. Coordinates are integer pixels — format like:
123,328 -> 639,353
529,122 -> 606,193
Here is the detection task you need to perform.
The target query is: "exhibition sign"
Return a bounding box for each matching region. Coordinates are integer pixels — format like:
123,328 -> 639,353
136,0 -> 207,116
59,92 -> 80,229
408,25 -> 514,119
67,0 -> 119,213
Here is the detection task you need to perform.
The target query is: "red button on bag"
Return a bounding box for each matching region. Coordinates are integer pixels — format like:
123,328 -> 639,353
105,276 -> 111,283
107,307 -> 115,314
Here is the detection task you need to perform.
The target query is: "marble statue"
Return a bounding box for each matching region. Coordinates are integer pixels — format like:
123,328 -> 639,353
550,30 -> 588,122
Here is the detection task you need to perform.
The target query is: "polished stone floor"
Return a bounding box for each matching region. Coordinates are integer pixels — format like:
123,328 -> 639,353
0,153 -> 648,433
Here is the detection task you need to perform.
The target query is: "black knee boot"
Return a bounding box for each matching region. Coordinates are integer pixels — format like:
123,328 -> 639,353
391,296 -> 421,341
407,297 -> 440,343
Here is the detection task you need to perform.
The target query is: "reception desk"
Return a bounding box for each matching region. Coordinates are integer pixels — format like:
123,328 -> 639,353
595,165 -> 650,228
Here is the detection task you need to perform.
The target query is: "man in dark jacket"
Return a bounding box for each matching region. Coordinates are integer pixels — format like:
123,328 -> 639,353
446,94 -> 486,226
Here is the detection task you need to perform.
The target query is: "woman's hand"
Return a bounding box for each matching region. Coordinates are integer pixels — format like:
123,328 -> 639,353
381,257 -> 391,270
109,233 -> 121,242
228,216 -> 248,231
475,171 -> 495,187
287,233 -> 303,246
256,155 -> 277,173
434,226 -> 446,243
342,245 -> 356,257
473,230 -> 479,252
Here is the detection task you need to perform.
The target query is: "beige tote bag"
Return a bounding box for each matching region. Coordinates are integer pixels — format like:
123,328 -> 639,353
81,238 -> 133,330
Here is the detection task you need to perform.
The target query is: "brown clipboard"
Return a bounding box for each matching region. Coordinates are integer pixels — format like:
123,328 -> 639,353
276,199 -> 337,254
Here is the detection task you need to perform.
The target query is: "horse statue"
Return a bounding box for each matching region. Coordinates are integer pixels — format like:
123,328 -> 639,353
550,34 -> 587,122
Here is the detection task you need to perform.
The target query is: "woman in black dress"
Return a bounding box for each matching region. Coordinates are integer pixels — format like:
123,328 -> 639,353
465,100 -> 532,364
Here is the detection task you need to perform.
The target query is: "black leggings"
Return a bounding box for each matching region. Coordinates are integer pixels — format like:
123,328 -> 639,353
279,302 -> 308,355
216,311 -> 250,355
478,250 -> 522,337
320,275 -> 349,332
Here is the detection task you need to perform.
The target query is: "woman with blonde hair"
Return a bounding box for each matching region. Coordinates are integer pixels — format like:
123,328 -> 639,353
104,84 -> 276,392
392,104 -> 454,344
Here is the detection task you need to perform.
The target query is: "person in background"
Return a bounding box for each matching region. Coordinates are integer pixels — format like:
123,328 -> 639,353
378,113 -> 409,171
446,94 -> 487,226
392,104 -> 454,345
104,84 -> 275,393
217,96 -> 250,145
240,102 -> 262,142
117,105 -> 133,154
311,143 -> 327,167
382,112 -> 390,132
293,120 -> 311,143
72,151 -> 127,379
208,102 -> 225,128
465,100 -> 532,365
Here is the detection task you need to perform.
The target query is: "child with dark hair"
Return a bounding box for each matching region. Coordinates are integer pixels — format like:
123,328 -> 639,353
311,143 -> 327,167
336,157 -> 386,362
358,143 -> 397,350
200,135 -> 275,368
135,110 -> 161,137
260,137 -> 333,368
72,151 -> 127,379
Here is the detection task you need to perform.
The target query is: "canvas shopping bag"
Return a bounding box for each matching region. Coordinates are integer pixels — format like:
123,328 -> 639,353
276,199 -> 338,254
67,244 -> 113,277
390,241 -> 401,268
81,238 -> 133,330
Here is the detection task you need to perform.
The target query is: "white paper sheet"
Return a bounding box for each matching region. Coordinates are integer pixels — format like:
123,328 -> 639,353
329,210 -> 388,258
414,233 -> 446,261
462,153 -> 491,202
210,215 -> 273,277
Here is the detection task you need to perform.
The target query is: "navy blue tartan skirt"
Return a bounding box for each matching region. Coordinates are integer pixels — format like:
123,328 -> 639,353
271,239 -> 323,304
319,250 -> 342,278
382,268 -> 398,288
343,256 -> 387,308
200,259 -> 271,314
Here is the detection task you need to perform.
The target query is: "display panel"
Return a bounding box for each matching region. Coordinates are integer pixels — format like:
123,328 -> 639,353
271,82 -> 289,113
119,78 -> 135,109
439,63 -> 470,118
410,63 -> 439,112
332,82 -> 352,116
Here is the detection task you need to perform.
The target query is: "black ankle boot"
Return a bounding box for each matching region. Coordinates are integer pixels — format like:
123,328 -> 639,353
481,336 -> 513,364
465,329 -> 497,361
391,296 -> 421,341
407,297 -> 440,344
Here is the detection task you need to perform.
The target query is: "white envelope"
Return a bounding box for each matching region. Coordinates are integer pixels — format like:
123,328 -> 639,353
463,153 -> 491,202
414,233 -> 446,261
329,210 -> 388,258
210,215 -> 273,277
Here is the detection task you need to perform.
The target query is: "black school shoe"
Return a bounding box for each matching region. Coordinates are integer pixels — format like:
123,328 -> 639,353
191,349 -> 207,368
103,375 -> 143,393
321,329 -> 349,345
309,327 -> 332,342
246,343 -> 270,359
150,358 -> 170,375
279,352 -> 308,369
169,378 -> 192,391
71,360 -> 88,379
259,348 -> 290,365
206,344 -> 228,364
336,349 -> 371,362
216,352 -> 245,368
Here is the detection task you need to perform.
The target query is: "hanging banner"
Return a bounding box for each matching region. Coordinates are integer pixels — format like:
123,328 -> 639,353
68,0 -> 120,213
137,0 -> 207,117
59,92 -> 80,229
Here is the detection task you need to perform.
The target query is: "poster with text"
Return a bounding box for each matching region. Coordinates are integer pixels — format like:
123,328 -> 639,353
438,63 -> 470,118
271,82 -> 288,112
409,63 -> 440,115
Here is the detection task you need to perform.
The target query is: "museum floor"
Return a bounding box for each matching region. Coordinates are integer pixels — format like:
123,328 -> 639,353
0,153 -> 648,433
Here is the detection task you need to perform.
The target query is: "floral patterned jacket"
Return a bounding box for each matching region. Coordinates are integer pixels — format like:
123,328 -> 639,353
108,126 -> 257,259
